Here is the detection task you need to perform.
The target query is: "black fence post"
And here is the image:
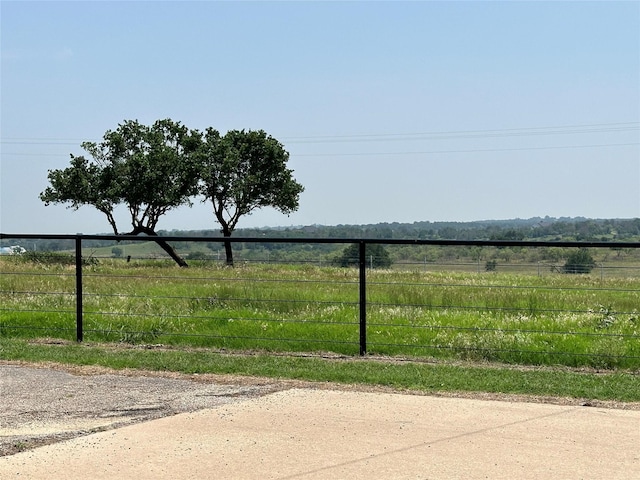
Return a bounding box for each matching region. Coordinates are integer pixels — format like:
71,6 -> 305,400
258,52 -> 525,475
359,241 -> 367,356
75,235 -> 83,342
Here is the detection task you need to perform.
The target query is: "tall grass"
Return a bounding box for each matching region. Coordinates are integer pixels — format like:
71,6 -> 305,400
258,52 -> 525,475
1,257 -> 639,369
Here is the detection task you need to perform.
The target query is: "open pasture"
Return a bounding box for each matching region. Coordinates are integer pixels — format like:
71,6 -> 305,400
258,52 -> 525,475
1,257 -> 639,369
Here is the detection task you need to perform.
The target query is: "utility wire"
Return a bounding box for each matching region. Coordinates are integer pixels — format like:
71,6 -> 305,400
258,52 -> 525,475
2,122 -> 638,159
3,142 -> 638,158
285,122 -> 640,141
293,142 -> 640,157
2,121 -> 638,146
284,125 -> 640,144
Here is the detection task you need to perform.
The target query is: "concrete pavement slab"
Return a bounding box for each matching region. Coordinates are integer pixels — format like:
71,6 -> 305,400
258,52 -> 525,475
1,388 -> 638,479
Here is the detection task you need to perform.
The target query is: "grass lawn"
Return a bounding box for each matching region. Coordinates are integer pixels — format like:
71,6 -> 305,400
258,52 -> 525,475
1,339 -> 639,404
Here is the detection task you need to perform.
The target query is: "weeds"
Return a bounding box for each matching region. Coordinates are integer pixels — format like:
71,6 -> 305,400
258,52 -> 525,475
1,259 -> 639,369
17,251 -> 99,266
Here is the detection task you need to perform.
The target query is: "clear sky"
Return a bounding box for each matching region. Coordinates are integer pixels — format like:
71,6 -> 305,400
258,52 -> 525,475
1,0 -> 639,234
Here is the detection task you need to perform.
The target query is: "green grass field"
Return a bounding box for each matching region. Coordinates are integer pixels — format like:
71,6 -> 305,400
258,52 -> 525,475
1,257 -> 639,369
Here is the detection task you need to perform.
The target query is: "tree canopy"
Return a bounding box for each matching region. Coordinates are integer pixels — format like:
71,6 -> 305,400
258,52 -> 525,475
563,248 -> 596,274
198,128 -> 304,265
40,119 -> 304,267
40,119 -> 202,266
40,155 -> 120,231
334,243 -> 392,269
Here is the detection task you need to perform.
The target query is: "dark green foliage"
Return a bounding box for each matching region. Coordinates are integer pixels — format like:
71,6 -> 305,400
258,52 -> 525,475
19,251 -> 98,266
40,119 -> 203,267
490,229 -> 525,241
198,129 -> 304,266
40,119 -> 201,236
334,243 -> 392,268
39,121 -> 304,268
563,248 -> 596,274
185,251 -> 210,260
13,217 -> 640,255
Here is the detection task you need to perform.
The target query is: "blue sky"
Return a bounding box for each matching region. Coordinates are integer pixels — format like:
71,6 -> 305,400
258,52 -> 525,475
1,1 -> 639,234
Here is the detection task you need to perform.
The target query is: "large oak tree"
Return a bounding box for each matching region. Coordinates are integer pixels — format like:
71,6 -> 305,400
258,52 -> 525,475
198,129 -> 304,266
40,119 -> 201,267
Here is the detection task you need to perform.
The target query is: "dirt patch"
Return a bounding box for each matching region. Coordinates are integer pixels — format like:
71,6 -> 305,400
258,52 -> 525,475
0,361 -> 284,456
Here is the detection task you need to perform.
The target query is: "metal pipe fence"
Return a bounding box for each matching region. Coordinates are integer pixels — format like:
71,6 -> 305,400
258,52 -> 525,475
1,233 -> 640,369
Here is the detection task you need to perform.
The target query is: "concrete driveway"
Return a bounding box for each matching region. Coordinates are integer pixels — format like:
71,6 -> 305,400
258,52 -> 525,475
1,363 -> 639,479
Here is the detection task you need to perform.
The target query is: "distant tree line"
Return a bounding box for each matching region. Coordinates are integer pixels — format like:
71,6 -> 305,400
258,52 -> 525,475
5,217 -> 639,270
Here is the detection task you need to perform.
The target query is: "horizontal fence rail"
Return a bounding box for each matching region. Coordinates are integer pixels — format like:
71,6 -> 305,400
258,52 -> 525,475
1,233 -> 640,369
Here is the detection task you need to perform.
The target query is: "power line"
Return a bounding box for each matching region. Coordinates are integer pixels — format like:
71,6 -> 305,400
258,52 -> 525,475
293,142 -> 640,157
1,141 -> 82,146
283,124 -> 640,144
1,121 -> 638,146
3,142 -> 638,159
281,121 -> 640,140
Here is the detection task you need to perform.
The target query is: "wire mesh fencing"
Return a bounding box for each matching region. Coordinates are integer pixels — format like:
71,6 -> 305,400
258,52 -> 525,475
1,234 -> 639,369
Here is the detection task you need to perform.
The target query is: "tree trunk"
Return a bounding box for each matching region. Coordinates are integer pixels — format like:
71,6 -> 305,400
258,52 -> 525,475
154,236 -> 189,267
223,230 -> 234,267
125,227 -> 188,267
